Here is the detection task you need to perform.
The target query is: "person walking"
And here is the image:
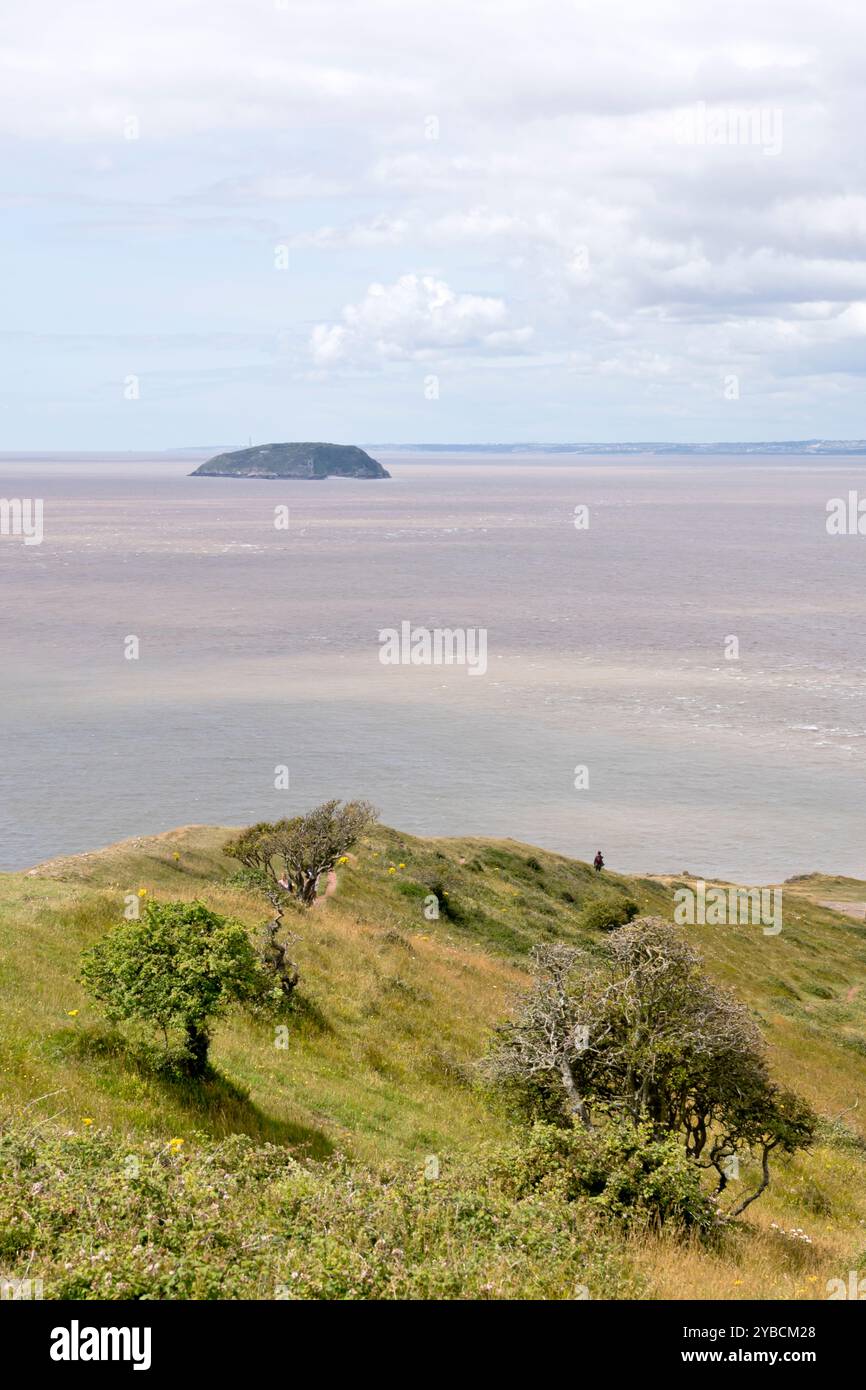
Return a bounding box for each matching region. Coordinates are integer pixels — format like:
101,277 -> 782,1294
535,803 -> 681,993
593,850 -> 604,873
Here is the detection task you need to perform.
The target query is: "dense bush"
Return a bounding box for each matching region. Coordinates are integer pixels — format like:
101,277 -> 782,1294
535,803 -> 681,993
579,897 -> 639,932
485,1120 -> 720,1234
0,1120 -> 638,1300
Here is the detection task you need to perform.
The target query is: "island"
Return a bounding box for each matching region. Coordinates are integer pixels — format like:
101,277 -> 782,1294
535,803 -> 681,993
190,442 -> 390,479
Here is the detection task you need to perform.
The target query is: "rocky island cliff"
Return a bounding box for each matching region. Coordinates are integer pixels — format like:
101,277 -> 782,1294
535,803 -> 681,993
190,442 -> 390,479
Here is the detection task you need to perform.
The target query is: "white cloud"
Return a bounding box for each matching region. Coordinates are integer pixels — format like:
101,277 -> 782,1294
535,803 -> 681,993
310,274 -> 533,365
4,0 -> 866,438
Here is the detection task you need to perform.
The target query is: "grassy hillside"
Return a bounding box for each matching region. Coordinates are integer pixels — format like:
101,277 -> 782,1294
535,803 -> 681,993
2,825 -> 866,1299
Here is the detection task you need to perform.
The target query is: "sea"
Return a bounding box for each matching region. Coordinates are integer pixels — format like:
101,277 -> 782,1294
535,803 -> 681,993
1,450 -> 864,883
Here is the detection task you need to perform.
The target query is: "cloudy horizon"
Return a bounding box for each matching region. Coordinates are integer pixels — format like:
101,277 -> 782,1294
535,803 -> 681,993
3,0 -> 866,448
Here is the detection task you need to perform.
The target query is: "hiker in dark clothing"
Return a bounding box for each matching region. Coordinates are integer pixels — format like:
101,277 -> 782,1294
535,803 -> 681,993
593,850 -> 604,873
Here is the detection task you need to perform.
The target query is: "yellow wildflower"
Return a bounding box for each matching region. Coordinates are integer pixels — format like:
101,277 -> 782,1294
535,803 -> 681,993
82,1117 -> 94,1127
67,1009 -> 79,1018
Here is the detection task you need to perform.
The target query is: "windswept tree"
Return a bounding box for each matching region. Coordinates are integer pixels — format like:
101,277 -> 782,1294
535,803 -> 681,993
484,942 -> 595,1127
226,799 -> 377,904
80,900 -> 262,1075
224,799 -> 378,1000
485,918 -> 815,1214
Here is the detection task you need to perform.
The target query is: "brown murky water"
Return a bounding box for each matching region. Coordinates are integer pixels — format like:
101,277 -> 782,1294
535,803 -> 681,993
1,451 -> 865,880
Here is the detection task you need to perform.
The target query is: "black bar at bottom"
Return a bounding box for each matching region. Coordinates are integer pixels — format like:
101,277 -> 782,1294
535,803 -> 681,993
5,1297 -> 858,1377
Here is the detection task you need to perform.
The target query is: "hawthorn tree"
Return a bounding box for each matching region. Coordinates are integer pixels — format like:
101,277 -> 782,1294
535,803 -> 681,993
226,800 -> 377,904
224,800 -> 377,1001
485,917 -> 815,1213
80,900 -> 262,1075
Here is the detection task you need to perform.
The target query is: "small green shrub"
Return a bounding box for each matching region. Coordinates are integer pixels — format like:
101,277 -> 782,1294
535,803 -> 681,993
425,880 -> 464,923
579,897 -> 639,932
394,878 -> 426,901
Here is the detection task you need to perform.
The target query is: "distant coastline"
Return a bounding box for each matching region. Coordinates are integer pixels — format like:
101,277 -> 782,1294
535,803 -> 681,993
364,440 -> 866,456
4,440 -> 866,460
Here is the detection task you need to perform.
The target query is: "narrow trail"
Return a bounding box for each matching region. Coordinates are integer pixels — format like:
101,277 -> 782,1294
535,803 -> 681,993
313,869 -> 338,909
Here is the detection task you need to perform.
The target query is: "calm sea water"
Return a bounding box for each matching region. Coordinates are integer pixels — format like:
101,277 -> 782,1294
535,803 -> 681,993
1,451 -> 865,882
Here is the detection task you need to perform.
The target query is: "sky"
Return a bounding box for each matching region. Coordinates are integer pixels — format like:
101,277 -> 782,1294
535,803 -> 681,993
2,0 -> 866,448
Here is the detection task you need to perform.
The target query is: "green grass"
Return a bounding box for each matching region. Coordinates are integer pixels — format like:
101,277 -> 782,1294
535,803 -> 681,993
2,824 -> 866,1298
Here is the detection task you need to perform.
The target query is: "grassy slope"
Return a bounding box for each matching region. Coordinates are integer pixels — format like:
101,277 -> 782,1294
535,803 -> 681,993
2,826 -> 866,1299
